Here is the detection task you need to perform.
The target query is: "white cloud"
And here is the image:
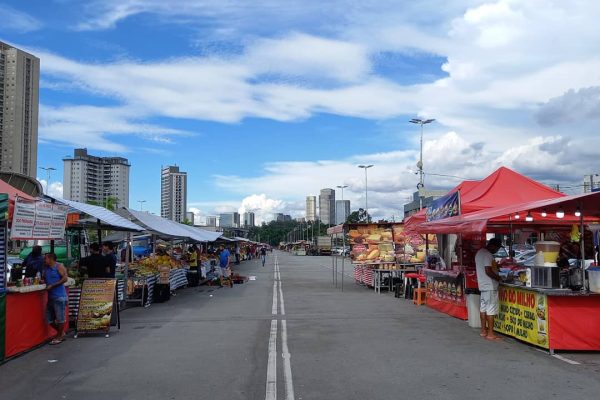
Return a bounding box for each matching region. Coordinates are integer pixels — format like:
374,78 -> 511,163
38,180 -> 64,198
2,5 -> 43,33
238,194 -> 286,224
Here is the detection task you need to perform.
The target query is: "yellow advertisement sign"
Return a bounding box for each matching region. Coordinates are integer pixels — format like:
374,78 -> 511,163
494,285 -> 549,349
76,279 -> 117,333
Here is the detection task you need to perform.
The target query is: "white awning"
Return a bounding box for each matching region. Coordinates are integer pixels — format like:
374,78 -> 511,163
125,208 -> 222,242
52,198 -> 144,231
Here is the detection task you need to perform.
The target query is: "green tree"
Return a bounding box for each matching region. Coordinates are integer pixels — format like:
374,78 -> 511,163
346,208 -> 370,223
87,197 -> 120,211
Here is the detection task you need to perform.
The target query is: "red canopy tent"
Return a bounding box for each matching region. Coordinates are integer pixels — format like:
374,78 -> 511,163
404,167 -> 565,232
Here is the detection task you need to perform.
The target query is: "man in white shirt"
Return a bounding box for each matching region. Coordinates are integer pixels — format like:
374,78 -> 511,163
475,238 -> 503,341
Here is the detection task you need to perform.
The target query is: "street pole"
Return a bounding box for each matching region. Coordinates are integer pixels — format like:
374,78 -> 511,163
410,118 -> 435,209
358,165 -> 373,222
39,166 -> 56,195
138,200 -> 146,211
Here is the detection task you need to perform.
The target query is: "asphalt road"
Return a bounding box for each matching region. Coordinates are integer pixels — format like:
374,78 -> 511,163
2,251 -> 600,400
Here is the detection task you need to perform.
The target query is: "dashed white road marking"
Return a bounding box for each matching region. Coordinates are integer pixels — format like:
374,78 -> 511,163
266,319 -> 278,400
552,354 -> 581,365
266,255 -> 295,400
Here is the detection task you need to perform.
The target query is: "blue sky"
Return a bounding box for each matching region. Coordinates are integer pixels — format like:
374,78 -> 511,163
3,1 -> 600,222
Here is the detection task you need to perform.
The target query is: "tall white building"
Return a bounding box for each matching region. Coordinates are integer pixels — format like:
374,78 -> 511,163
161,166 -> 187,222
63,149 -> 130,208
0,41 -> 39,178
335,200 -> 351,224
243,212 -> 255,227
305,195 -> 317,222
319,188 -> 335,225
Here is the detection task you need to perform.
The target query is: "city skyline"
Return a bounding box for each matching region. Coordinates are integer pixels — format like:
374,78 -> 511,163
3,2 -> 600,223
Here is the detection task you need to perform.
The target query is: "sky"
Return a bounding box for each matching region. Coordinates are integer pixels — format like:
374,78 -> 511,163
2,0 -> 600,224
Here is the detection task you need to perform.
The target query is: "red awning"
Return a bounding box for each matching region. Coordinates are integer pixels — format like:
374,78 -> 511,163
418,191 -> 600,234
0,179 -> 34,201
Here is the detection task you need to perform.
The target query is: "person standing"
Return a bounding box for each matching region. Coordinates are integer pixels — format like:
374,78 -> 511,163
43,253 -> 68,345
260,246 -> 267,267
24,245 -> 44,278
188,245 -> 198,270
235,243 -> 241,265
475,238 -> 503,341
102,241 -> 117,278
219,244 -> 231,275
80,243 -> 110,278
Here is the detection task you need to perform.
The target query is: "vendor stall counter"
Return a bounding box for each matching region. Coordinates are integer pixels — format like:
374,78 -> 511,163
495,283 -> 600,352
4,287 -> 69,360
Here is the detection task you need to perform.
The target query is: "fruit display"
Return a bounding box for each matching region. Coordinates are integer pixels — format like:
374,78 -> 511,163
129,255 -> 183,277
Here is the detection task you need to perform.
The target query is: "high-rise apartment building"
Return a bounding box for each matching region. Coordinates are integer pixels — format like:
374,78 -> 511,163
319,188 -> 335,225
63,148 -> 130,208
161,166 -> 187,222
335,200 -> 351,225
219,212 -> 240,228
205,216 -> 217,227
243,212 -> 255,227
305,196 -> 317,222
0,41 -> 39,178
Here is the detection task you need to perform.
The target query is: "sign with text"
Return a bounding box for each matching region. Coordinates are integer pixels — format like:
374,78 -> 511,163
158,266 -> 171,285
426,191 -> 460,222
76,279 -> 117,334
494,286 -> 549,349
10,198 -> 68,240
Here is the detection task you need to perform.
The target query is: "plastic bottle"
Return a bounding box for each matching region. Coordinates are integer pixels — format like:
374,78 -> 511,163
526,268 -> 532,287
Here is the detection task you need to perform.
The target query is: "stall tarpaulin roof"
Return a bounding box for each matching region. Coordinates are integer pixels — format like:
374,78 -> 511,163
404,167 -> 565,232
52,198 -> 144,231
0,179 -> 34,201
418,191 -> 600,234
124,208 -> 222,242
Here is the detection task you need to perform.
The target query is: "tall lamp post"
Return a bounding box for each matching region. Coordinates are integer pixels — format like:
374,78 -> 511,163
357,165 -> 373,222
409,118 -> 435,190
336,184 -> 348,224
138,200 -> 147,211
39,167 -> 56,195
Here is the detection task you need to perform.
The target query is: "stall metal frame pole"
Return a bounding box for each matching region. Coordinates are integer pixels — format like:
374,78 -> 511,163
341,227 -> 345,292
579,201 -> 587,292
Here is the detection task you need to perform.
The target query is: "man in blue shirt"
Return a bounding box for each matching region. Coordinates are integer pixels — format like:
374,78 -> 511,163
219,245 -> 231,273
43,253 -> 68,345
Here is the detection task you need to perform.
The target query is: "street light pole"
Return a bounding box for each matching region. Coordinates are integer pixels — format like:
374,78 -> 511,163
357,165 -> 373,222
409,118 -> 435,190
138,200 -> 147,211
336,184 -> 348,224
39,167 -> 56,195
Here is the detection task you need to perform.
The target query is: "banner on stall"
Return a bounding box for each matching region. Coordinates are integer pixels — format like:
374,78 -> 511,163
10,198 -> 69,240
76,279 -> 117,334
494,286 -> 549,349
426,191 -> 460,222
425,271 -> 467,320
0,194 -> 8,221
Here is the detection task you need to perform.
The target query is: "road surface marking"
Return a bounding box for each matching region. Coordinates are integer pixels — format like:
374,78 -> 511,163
281,319 -> 295,400
552,354 -> 581,365
266,319 -> 278,400
272,280 -> 278,315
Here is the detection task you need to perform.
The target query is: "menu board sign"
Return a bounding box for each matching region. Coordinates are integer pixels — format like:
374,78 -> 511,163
494,286 -> 549,349
10,198 -> 68,240
76,279 -> 117,333
426,271 -> 465,306
426,191 -> 460,222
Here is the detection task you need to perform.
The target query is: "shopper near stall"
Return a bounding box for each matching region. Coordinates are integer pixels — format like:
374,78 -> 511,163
23,245 -> 44,278
43,252 -> 68,345
260,246 -> 267,267
188,245 -> 199,270
80,243 -> 110,278
234,243 -> 241,265
102,241 -> 117,278
219,244 -> 231,275
475,238 -> 503,341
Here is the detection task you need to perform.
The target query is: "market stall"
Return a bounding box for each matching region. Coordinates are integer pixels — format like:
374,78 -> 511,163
407,167 -> 567,320
417,181 -> 600,352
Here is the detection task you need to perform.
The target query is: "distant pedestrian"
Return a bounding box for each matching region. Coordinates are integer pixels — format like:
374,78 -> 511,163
235,243 -> 241,265
81,243 -> 110,278
102,241 -> 117,278
260,246 -> 267,267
